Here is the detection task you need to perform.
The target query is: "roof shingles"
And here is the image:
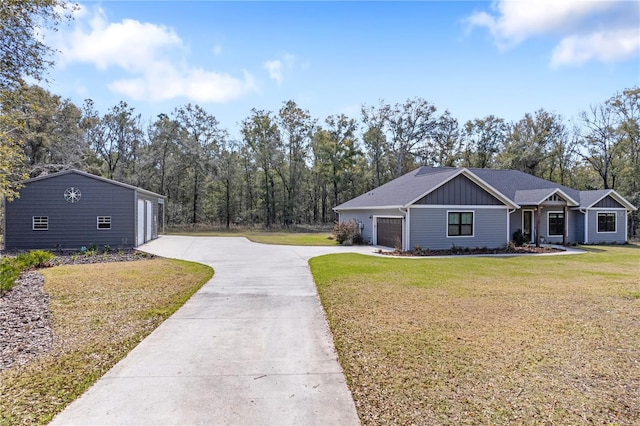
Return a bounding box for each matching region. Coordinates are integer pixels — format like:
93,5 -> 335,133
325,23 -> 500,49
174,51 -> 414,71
335,167 -> 635,210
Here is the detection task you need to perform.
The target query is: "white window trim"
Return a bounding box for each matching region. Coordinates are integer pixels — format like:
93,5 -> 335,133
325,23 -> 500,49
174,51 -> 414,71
596,211 -> 617,234
97,216 -> 112,230
446,210 -> 474,238
547,210 -> 565,237
33,216 -> 48,231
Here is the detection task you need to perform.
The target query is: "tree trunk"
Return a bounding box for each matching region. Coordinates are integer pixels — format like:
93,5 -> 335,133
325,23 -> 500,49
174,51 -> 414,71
192,170 -> 198,224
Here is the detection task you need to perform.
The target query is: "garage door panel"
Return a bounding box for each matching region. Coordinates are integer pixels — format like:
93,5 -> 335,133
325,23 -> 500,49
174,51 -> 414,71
377,218 -> 402,248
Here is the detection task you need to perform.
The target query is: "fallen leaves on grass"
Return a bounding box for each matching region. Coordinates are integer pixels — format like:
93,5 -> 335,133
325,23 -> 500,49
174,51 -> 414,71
0,258 -> 212,425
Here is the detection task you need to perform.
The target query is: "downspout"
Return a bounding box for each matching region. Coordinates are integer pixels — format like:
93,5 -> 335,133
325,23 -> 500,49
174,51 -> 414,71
399,207 -> 408,251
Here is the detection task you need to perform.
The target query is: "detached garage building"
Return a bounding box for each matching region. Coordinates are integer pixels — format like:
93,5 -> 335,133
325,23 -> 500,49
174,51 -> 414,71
4,169 -> 165,250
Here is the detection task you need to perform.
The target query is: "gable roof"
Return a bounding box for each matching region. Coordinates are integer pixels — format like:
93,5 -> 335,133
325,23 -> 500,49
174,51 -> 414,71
579,189 -> 637,210
513,188 -> 579,207
335,167 -> 518,210
333,168 -> 456,209
334,167 -> 636,211
22,169 -> 165,199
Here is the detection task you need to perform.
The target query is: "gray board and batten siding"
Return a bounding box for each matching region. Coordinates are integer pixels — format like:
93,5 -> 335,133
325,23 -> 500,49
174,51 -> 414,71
413,174 -> 503,206
4,171 -> 164,250
593,196 -> 625,209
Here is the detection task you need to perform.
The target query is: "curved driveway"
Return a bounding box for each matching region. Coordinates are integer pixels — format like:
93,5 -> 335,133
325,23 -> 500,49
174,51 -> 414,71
51,236 -> 377,425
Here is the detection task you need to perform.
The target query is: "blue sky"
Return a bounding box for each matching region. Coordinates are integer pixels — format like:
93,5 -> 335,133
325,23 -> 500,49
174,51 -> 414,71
45,1 -> 639,137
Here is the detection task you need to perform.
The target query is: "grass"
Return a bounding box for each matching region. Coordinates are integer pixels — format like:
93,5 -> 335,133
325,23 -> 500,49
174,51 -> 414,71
168,229 -> 338,246
0,258 -> 213,425
310,244 -> 640,425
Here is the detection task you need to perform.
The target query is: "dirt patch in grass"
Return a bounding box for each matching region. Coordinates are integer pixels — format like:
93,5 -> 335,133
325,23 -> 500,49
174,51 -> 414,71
0,258 -> 212,425
311,244 -> 640,425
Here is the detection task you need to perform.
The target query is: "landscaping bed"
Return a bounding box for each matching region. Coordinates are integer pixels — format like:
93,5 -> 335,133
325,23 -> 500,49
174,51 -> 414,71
382,244 -> 564,257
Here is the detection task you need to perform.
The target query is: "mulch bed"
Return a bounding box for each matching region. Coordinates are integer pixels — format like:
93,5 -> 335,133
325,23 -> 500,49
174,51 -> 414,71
0,250 -> 157,372
382,245 -> 564,257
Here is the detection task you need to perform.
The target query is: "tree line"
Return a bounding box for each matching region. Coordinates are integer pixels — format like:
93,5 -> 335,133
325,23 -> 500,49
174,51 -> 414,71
1,84 -> 639,236
0,0 -> 638,235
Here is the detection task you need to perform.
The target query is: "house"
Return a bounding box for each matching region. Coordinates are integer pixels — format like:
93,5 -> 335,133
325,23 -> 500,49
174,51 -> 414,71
334,167 -> 637,250
3,169 -> 165,250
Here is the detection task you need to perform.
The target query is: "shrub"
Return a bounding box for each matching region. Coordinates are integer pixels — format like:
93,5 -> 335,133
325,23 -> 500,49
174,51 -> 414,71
333,221 -> 359,245
413,245 -> 430,256
512,229 -> 526,247
16,250 -> 55,270
0,257 -> 21,294
1,250 -> 56,295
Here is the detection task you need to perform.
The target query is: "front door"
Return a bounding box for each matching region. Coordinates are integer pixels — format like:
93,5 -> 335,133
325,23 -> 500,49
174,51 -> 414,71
523,210 -> 533,243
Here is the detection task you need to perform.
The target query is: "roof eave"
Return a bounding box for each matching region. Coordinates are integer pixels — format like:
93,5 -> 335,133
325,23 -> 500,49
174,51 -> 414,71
333,205 -> 404,212
582,189 -> 637,211
404,168 -> 520,209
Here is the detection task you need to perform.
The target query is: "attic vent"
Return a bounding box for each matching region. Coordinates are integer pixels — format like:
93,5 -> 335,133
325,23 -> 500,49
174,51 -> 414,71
548,194 -> 562,202
368,191 -> 374,196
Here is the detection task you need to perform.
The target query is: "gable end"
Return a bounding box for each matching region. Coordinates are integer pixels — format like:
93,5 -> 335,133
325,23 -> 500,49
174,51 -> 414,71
413,174 -> 504,206
593,195 -> 624,209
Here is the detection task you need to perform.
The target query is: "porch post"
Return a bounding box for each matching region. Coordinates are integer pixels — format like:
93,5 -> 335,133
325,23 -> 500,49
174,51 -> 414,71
563,205 -> 568,245
535,207 -> 541,248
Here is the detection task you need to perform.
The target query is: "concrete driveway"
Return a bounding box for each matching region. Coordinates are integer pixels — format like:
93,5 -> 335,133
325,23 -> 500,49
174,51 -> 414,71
50,236 -> 378,425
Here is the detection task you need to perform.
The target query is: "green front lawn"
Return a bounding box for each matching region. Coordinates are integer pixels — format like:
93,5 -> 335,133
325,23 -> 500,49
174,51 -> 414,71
310,244 -> 640,425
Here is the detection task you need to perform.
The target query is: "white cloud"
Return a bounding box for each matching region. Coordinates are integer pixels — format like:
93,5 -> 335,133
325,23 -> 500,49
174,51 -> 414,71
551,28 -> 640,67
466,0 -> 639,66
264,60 -> 283,86
52,6 -> 257,103
264,54 -> 296,86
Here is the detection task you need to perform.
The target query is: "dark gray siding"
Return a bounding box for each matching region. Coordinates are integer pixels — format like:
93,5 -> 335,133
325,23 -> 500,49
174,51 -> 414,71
575,210 -> 585,243
509,209 -> 522,239
540,207 -> 564,244
538,207 -> 581,244
414,174 -> 503,205
338,208 -> 403,245
594,196 -> 624,209
5,174 -> 136,250
567,210 -> 580,243
408,207 -> 508,250
586,210 -> 627,244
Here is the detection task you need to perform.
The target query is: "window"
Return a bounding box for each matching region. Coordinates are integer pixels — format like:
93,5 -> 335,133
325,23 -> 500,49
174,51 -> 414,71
548,212 -> 565,236
448,212 -> 473,237
597,212 -> 616,233
97,216 -> 111,229
33,216 -> 48,230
